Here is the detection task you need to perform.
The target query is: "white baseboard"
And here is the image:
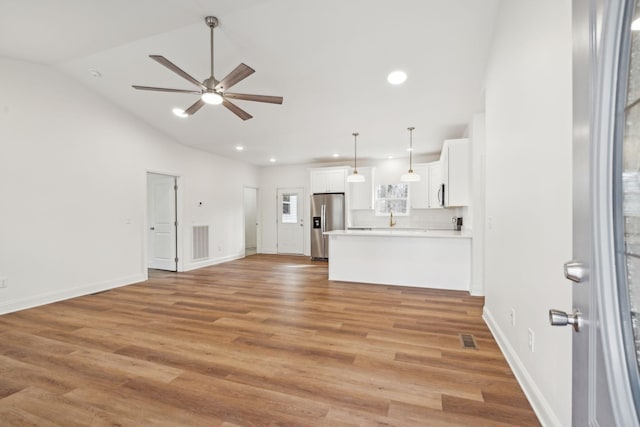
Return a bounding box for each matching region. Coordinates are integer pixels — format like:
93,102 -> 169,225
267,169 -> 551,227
0,273 -> 146,315
483,307 -> 561,427
182,253 -> 244,271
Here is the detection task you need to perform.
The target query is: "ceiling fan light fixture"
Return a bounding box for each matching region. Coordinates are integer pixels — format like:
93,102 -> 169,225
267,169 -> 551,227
202,91 -> 223,105
400,127 -> 421,182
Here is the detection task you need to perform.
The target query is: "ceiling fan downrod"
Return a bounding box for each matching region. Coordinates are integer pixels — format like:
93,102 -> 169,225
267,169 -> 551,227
205,16 -> 219,87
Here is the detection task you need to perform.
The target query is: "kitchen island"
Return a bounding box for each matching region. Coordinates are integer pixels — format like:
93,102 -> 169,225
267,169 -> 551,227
324,229 -> 472,291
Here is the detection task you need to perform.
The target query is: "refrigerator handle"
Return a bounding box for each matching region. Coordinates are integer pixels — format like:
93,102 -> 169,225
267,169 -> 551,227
321,204 -> 326,232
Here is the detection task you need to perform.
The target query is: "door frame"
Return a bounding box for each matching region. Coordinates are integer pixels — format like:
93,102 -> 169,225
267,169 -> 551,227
276,187 -> 305,255
145,170 -> 183,276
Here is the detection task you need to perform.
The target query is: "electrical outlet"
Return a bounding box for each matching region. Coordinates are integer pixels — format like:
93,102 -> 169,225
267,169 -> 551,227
510,308 -> 516,327
528,328 -> 534,352
0,277 -> 7,288
487,216 -> 493,230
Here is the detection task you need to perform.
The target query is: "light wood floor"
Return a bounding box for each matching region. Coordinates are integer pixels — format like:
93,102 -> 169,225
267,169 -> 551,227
0,254 -> 540,426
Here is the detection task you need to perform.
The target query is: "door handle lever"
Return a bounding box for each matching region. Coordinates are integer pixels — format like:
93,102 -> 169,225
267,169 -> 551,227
150,226 -> 155,231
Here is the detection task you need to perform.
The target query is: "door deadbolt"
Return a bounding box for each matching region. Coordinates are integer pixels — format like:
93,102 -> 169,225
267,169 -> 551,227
564,261 -> 588,283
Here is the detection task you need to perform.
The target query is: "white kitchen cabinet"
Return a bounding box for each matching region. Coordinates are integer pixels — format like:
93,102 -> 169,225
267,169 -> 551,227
409,162 -> 442,209
310,167 -> 347,193
440,138 -> 470,207
348,167 -> 374,210
428,161 -> 443,208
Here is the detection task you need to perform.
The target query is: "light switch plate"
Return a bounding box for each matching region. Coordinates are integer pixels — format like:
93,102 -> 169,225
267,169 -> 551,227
0,277 -> 7,288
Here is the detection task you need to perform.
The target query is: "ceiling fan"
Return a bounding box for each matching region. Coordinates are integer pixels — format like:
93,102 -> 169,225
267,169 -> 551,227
132,16 -> 283,120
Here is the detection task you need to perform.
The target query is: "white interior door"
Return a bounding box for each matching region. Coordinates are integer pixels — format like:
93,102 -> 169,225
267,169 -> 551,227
277,188 -> 304,254
147,173 -> 177,271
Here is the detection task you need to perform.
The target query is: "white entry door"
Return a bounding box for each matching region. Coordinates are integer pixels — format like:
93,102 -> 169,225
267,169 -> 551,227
276,188 -> 304,254
555,1 -> 640,424
147,173 -> 177,271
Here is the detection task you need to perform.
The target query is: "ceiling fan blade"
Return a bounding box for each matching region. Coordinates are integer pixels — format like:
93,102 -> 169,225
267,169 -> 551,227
184,99 -> 206,115
132,85 -> 201,94
215,63 -> 255,92
223,99 -> 253,121
223,93 -> 283,104
149,55 -> 206,90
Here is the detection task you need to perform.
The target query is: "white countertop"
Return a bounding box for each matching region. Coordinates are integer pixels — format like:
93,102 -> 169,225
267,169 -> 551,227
324,229 -> 472,239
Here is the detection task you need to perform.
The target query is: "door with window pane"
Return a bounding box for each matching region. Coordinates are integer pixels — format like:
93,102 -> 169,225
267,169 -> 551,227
564,0 -> 640,424
277,188 -> 304,254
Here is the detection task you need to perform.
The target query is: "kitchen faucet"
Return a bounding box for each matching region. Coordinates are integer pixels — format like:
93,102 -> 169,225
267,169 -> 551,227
389,210 -> 396,227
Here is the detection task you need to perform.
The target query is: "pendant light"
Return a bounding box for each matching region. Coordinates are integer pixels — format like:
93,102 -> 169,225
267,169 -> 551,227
400,126 -> 421,182
347,132 -> 365,183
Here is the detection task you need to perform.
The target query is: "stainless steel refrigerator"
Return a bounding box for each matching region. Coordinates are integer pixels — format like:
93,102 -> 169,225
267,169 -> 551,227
310,193 -> 345,260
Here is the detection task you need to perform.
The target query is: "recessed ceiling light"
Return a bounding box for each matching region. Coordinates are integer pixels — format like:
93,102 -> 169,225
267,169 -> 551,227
388,155 -> 394,159
387,70 -> 407,85
633,18 -> 640,31
88,69 -> 102,78
172,108 -> 188,118
332,153 -> 339,158
269,157 -> 276,163
236,145 -> 244,151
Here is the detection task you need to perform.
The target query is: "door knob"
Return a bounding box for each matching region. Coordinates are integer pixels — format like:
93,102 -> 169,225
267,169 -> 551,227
150,226 -> 155,231
549,309 -> 583,332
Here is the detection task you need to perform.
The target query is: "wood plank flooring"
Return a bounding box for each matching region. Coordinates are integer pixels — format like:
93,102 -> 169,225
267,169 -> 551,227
0,254 -> 540,426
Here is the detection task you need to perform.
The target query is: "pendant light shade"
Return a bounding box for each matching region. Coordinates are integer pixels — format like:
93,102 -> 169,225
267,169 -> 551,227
400,126 -> 420,182
347,132 -> 365,183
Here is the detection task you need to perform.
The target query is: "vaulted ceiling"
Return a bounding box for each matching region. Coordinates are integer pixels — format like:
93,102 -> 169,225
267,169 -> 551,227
0,0 -> 500,166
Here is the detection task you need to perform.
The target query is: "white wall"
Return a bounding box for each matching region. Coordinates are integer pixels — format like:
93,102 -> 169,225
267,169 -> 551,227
469,113 -> 486,296
0,56 -> 258,314
482,1 -> 572,426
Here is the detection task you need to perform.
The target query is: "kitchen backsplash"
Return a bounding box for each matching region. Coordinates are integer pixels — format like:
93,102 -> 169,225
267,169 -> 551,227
349,207 -> 463,230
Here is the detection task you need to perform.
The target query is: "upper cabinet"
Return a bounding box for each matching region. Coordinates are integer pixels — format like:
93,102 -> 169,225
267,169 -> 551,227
310,167 -> 347,194
349,167 -> 375,210
428,162 -> 443,208
440,138 -> 470,207
410,162 -> 443,209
